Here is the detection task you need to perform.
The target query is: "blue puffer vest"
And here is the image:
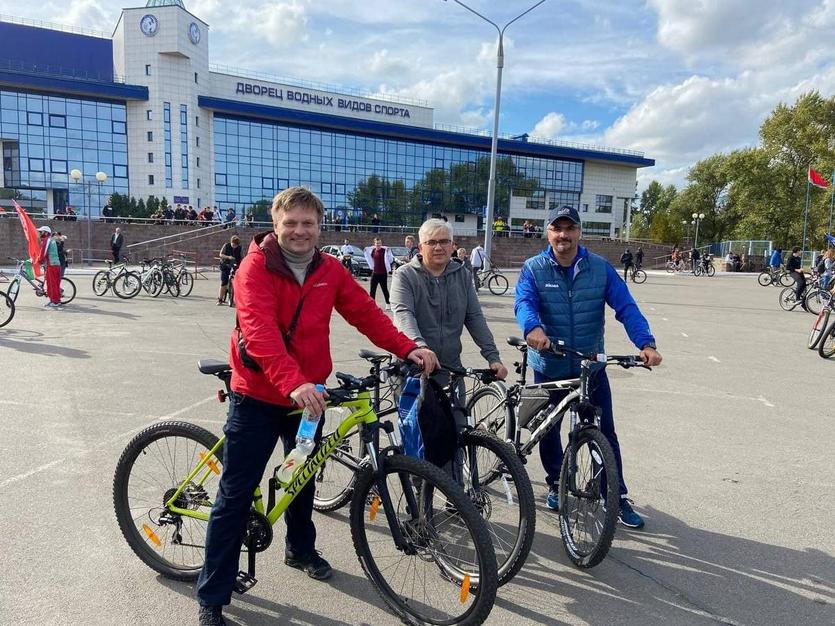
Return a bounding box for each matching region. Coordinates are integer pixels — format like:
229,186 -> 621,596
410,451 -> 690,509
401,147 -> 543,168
525,248 -> 607,379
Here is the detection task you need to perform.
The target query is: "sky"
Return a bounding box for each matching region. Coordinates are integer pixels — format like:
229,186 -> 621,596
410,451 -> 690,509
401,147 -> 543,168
6,0 -> 835,192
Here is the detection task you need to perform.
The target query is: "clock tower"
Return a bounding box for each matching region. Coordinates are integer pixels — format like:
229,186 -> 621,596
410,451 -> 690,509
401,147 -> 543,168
112,0 -> 211,209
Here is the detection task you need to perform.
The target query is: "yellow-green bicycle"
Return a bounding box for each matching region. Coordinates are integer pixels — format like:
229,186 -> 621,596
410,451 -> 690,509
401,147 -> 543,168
113,358 -> 498,625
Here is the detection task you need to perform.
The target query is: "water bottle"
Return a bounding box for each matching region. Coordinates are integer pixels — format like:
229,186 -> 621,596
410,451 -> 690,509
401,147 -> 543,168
276,384 -> 325,484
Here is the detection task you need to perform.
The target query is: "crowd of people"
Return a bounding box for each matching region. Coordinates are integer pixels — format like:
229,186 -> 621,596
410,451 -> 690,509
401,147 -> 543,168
197,188 -> 662,626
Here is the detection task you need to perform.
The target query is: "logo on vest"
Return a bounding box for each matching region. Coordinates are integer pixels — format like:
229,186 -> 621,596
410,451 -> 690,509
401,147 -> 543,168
313,282 -> 329,288
544,282 -> 560,288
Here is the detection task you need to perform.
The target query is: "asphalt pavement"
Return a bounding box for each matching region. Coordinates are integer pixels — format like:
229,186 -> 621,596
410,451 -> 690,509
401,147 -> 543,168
0,267 -> 833,625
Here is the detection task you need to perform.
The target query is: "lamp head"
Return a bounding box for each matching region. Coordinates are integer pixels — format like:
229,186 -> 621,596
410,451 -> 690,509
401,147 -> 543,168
70,169 -> 82,181
95,172 -> 107,182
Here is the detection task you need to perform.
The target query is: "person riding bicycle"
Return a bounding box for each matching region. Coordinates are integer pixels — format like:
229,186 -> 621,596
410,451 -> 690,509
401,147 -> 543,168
769,248 -> 783,270
635,247 -> 643,269
514,205 -> 662,529
390,218 -> 508,420
620,248 -> 634,282
786,246 -> 807,310
217,235 -> 242,306
196,187 -> 438,626
339,238 -> 354,274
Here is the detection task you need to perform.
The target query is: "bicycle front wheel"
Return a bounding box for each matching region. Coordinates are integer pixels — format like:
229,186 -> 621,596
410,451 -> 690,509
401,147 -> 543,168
92,271 -> 111,296
757,271 -> 772,287
632,269 -> 647,284
779,271 -> 795,287
313,408 -> 363,512
818,321 -> 835,359
178,271 -> 195,297
113,272 -> 142,299
487,274 -> 509,296
805,289 -> 829,316
467,385 -> 511,441
7,278 -> 20,303
459,429 -> 534,586
706,264 -> 715,277
0,290 -> 14,328
59,278 -> 76,304
350,454 -> 498,626
113,420 -> 223,581
558,427 -> 619,568
808,309 -> 831,350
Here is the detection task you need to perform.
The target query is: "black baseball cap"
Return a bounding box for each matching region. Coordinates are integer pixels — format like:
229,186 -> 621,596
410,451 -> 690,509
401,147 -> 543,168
546,205 -> 581,225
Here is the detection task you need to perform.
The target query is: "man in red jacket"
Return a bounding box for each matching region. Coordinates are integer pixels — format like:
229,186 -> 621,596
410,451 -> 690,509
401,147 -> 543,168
196,187 -> 438,626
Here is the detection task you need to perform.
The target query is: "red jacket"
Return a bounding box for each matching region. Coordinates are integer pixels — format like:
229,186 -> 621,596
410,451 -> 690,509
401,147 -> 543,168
230,232 -> 418,406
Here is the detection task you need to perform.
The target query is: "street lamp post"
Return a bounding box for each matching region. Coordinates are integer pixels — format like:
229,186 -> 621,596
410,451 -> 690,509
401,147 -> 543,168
445,0 -> 547,267
692,212 -> 705,249
70,169 -> 108,264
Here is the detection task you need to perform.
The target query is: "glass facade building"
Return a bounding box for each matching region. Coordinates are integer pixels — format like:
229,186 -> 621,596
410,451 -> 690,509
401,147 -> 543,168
0,89 -> 129,214
213,115 -> 584,226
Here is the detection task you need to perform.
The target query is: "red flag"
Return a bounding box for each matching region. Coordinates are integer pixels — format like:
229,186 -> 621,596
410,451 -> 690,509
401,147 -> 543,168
13,200 -> 43,278
808,166 -> 830,189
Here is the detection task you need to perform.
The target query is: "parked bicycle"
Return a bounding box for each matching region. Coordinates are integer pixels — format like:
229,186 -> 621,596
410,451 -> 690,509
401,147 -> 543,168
313,350 -> 535,586
113,359 -> 498,625
475,260 -> 509,296
757,265 -> 793,287
92,259 -> 142,299
467,337 -> 651,568
627,264 -> 647,284
0,289 -> 14,328
5,257 -> 76,305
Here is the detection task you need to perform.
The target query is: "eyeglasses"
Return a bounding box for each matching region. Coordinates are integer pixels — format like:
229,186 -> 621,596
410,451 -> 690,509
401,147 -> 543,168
421,239 -> 452,247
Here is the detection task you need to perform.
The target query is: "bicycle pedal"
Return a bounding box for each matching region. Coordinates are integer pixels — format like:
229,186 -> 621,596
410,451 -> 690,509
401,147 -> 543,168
233,571 -> 257,594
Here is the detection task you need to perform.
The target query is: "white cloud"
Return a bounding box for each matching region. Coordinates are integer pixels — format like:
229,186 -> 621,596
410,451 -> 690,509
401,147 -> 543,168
528,113 -> 601,141
530,112 -> 567,138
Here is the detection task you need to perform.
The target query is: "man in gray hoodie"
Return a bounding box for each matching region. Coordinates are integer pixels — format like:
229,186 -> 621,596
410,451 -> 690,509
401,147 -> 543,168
390,218 -> 507,413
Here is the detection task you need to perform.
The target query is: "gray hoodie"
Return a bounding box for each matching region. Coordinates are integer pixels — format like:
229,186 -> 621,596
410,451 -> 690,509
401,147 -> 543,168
390,255 -> 501,368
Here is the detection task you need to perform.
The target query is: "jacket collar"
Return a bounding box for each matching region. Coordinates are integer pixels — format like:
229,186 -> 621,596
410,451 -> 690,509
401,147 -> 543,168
541,244 -> 589,267
251,231 -> 323,282
408,253 -> 463,277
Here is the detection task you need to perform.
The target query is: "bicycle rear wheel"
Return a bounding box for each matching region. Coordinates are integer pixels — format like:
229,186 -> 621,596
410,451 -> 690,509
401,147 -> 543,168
313,408 -> 363,512
805,289 -> 830,316
178,271 -> 195,297
487,274 -> 509,296
113,272 -> 142,299
558,427 -> 619,568
632,269 -> 647,284
467,385 -> 510,440
779,272 -> 795,287
808,309 -> 831,350
350,454 -> 498,626
92,271 -> 111,296
113,421 -> 223,581
706,265 -> 715,277
778,287 -> 798,311
459,429 -> 534,586
818,321 -> 835,359
7,278 -> 20,303
59,278 -> 76,304
0,290 -> 14,328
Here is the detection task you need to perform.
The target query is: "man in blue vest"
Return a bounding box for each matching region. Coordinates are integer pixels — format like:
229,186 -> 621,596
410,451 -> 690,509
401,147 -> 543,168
515,205 -> 662,529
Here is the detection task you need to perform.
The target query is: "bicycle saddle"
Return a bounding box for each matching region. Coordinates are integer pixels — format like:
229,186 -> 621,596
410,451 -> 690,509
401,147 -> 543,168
358,349 -> 389,362
198,359 -> 231,375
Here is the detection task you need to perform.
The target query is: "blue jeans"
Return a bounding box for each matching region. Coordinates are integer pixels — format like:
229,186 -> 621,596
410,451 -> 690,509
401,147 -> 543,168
534,370 -> 628,497
196,393 -> 323,607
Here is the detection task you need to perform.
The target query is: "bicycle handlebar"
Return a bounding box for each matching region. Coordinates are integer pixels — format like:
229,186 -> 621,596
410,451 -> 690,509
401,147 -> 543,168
547,343 -> 651,370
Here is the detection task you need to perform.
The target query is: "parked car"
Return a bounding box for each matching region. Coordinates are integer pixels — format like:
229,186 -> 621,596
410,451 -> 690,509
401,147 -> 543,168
388,245 -> 411,270
320,244 -> 372,277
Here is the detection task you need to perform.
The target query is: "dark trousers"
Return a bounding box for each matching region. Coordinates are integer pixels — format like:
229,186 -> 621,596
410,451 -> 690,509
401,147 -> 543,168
196,393 -> 323,607
622,262 -> 633,281
791,271 -> 806,303
370,272 -> 390,303
471,265 -> 481,288
112,246 -> 121,263
534,370 -> 628,497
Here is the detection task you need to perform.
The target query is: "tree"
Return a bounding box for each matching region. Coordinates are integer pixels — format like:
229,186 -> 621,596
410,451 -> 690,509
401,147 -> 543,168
639,181 -> 677,222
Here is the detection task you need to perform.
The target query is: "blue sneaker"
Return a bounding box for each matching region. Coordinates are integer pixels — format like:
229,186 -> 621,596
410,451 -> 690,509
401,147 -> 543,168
545,487 -> 559,511
618,498 -> 645,529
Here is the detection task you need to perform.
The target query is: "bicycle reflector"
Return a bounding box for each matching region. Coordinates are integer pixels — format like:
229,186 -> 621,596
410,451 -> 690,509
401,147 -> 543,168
369,495 -> 381,521
199,451 -> 221,475
142,524 -> 162,548
460,575 -> 471,603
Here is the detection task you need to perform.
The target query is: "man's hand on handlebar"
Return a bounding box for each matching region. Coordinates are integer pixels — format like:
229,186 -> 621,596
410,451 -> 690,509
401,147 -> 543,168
525,327 -> 550,351
407,347 -> 439,375
489,361 -> 508,380
640,347 -> 662,367
290,382 -> 329,415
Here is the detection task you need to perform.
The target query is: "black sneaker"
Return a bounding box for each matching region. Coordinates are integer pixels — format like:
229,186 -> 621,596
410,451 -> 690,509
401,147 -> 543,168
198,605 -> 226,626
285,549 -> 333,580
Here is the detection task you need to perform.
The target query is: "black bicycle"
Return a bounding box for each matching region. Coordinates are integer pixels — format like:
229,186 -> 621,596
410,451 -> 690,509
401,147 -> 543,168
313,350 -> 535,587
0,289 -> 14,328
467,337 -> 651,568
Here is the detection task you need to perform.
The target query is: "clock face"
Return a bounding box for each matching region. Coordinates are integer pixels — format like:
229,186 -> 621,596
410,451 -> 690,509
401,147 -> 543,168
188,22 -> 201,44
139,14 -> 158,37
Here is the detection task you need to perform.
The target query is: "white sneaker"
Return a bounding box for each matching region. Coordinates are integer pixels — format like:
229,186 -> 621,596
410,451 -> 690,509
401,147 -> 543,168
385,304 -> 391,311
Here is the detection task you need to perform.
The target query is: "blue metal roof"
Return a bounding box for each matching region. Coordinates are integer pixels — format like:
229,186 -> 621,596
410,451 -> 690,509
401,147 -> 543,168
198,96 -> 655,168
0,70 -> 148,101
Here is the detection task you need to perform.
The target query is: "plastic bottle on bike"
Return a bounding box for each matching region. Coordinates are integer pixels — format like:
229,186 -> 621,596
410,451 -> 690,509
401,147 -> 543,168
276,384 -> 325,484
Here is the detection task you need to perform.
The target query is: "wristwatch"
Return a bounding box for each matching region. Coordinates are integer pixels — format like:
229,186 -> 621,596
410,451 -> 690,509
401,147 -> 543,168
642,342 -> 657,350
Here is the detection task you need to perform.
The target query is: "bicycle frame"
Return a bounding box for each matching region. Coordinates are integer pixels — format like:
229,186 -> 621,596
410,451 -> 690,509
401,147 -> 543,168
163,392 -> 412,547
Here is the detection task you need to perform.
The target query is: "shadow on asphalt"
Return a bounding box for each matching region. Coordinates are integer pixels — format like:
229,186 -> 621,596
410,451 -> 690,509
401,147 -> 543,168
0,336 -> 90,358
504,504 -> 834,625
57,300 -> 142,319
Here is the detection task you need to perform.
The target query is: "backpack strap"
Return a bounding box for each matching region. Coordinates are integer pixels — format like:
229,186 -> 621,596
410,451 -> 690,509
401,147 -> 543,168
235,295 -> 306,372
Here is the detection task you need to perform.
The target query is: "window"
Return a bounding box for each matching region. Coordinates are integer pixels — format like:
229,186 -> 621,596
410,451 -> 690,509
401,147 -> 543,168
48,114 -> 66,128
215,173 -> 227,186
180,104 -> 189,189
194,72 -> 198,84
27,112 -> 43,126
582,221 -> 611,236
197,178 -> 200,189
147,131 -> 153,141
148,174 -> 155,185
28,158 -> 44,171
195,136 -> 199,148
147,152 -> 154,163
582,203 -> 589,213
112,120 -> 126,134
114,165 -> 128,178
164,102 -> 173,188
195,116 -> 199,127
262,177 -> 273,189
196,156 -> 200,167
145,64 -> 151,76
454,214 -> 465,223
594,194 -> 613,213
146,110 -> 152,121
50,159 -> 67,173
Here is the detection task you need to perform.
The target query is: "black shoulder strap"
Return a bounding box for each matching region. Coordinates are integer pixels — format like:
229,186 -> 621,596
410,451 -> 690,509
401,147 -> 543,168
282,296 -> 306,346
